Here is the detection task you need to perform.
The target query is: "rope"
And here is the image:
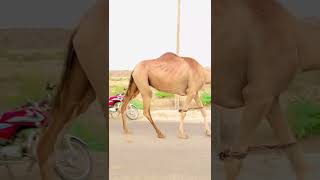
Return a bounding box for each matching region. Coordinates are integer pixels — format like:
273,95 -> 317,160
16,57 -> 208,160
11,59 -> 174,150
178,107 -> 204,112
218,142 -> 297,161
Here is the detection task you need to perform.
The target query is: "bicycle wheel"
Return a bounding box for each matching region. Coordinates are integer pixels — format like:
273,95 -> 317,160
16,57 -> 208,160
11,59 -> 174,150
55,137 -> 92,180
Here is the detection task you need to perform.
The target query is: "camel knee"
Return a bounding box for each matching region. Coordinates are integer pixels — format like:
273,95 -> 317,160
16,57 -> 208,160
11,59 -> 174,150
242,88 -> 275,108
186,90 -> 197,98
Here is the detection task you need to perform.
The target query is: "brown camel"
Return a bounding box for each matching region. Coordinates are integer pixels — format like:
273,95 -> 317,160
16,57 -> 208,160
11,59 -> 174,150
36,0 -> 108,179
213,0 -> 320,179
120,52 -> 211,139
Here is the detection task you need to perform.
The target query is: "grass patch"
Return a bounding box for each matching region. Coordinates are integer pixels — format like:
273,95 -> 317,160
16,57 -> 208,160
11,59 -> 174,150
155,91 -> 174,98
110,85 -> 126,96
3,74 -> 56,107
69,120 -> 106,152
287,100 -> 320,138
0,49 -> 65,61
201,91 -> 211,106
131,99 -> 144,110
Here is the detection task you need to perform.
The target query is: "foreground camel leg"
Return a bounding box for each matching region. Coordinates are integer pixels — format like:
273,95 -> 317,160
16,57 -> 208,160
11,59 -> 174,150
178,91 -> 196,139
194,92 -> 211,136
121,88 -> 139,134
266,97 -> 307,180
37,61 -> 90,180
55,87 -> 95,150
224,96 -> 273,180
141,91 -> 165,138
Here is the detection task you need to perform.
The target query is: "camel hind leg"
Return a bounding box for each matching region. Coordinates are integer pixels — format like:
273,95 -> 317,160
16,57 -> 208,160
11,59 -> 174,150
55,86 -> 96,149
141,91 -> 165,138
120,75 -> 139,134
37,60 -> 93,180
133,74 -> 165,138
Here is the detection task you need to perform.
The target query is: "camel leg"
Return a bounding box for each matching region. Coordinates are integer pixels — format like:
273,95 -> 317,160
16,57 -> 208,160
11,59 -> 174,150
141,90 -> 165,138
55,87 -> 95,150
122,89 -> 139,134
194,92 -> 211,136
178,90 -> 197,139
224,96 -> 273,180
133,73 -> 165,138
37,60 -> 90,180
266,97 -> 306,180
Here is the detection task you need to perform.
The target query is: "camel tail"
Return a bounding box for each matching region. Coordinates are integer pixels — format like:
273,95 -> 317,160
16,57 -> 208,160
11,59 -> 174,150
52,30 -> 78,110
120,73 -> 139,131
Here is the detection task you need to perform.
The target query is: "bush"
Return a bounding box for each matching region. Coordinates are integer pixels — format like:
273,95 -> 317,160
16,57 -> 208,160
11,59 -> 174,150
155,91 -> 174,98
131,99 -> 144,109
287,100 -> 320,138
69,119 -> 106,152
201,91 -> 211,106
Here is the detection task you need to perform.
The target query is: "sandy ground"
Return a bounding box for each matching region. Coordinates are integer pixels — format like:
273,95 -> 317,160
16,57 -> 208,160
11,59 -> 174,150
109,110 -> 212,180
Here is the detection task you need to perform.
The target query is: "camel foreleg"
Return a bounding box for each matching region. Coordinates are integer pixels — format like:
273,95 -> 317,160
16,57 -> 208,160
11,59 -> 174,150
194,92 -> 211,136
36,61 -> 91,180
178,90 -> 197,139
223,95 -> 273,180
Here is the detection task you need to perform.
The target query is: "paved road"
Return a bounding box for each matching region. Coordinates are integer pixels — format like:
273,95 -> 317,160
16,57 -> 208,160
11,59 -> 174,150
214,108 -> 320,180
109,115 -> 211,180
213,153 -> 320,180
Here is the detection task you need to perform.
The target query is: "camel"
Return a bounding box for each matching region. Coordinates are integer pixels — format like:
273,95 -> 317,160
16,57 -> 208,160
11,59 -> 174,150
213,0 -> 320,179
120,52 -> 211,139
36,0 -> 108,179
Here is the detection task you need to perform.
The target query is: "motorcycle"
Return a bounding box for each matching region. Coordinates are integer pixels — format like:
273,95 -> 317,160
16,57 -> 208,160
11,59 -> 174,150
108,93 -> 139,120
0,83 -> 92,180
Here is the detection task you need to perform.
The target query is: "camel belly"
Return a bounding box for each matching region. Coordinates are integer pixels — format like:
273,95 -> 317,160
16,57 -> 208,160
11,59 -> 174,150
148,74 -> 188,96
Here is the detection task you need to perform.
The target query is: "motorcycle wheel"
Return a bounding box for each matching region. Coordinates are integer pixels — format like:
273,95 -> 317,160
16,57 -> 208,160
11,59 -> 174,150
111,102 -> 121,119
54,137 -> 92,180
126,105 -> 139,120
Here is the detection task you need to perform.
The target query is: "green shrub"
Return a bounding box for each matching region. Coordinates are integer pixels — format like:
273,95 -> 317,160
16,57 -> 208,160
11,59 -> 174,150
155,91 -> 174,98
69,120 -> 106,151
287,100 -> 320,138
131,99 -> 144,109
201,91 -> 211,106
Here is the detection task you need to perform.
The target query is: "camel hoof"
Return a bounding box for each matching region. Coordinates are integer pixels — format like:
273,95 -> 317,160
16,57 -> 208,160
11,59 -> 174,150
205,129 -> 211,137
157,133 -> 166,138
178,133 -> 189,139
124,129 -> 133,135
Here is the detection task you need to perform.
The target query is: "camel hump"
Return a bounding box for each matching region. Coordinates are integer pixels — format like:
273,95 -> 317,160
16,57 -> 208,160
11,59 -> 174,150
160,52 -> 178,58
159,52 -> 183,62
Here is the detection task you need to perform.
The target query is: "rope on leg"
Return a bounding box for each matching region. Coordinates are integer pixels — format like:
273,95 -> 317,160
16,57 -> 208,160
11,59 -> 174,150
218,142 -> 297,161
178,106 -> 204,112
